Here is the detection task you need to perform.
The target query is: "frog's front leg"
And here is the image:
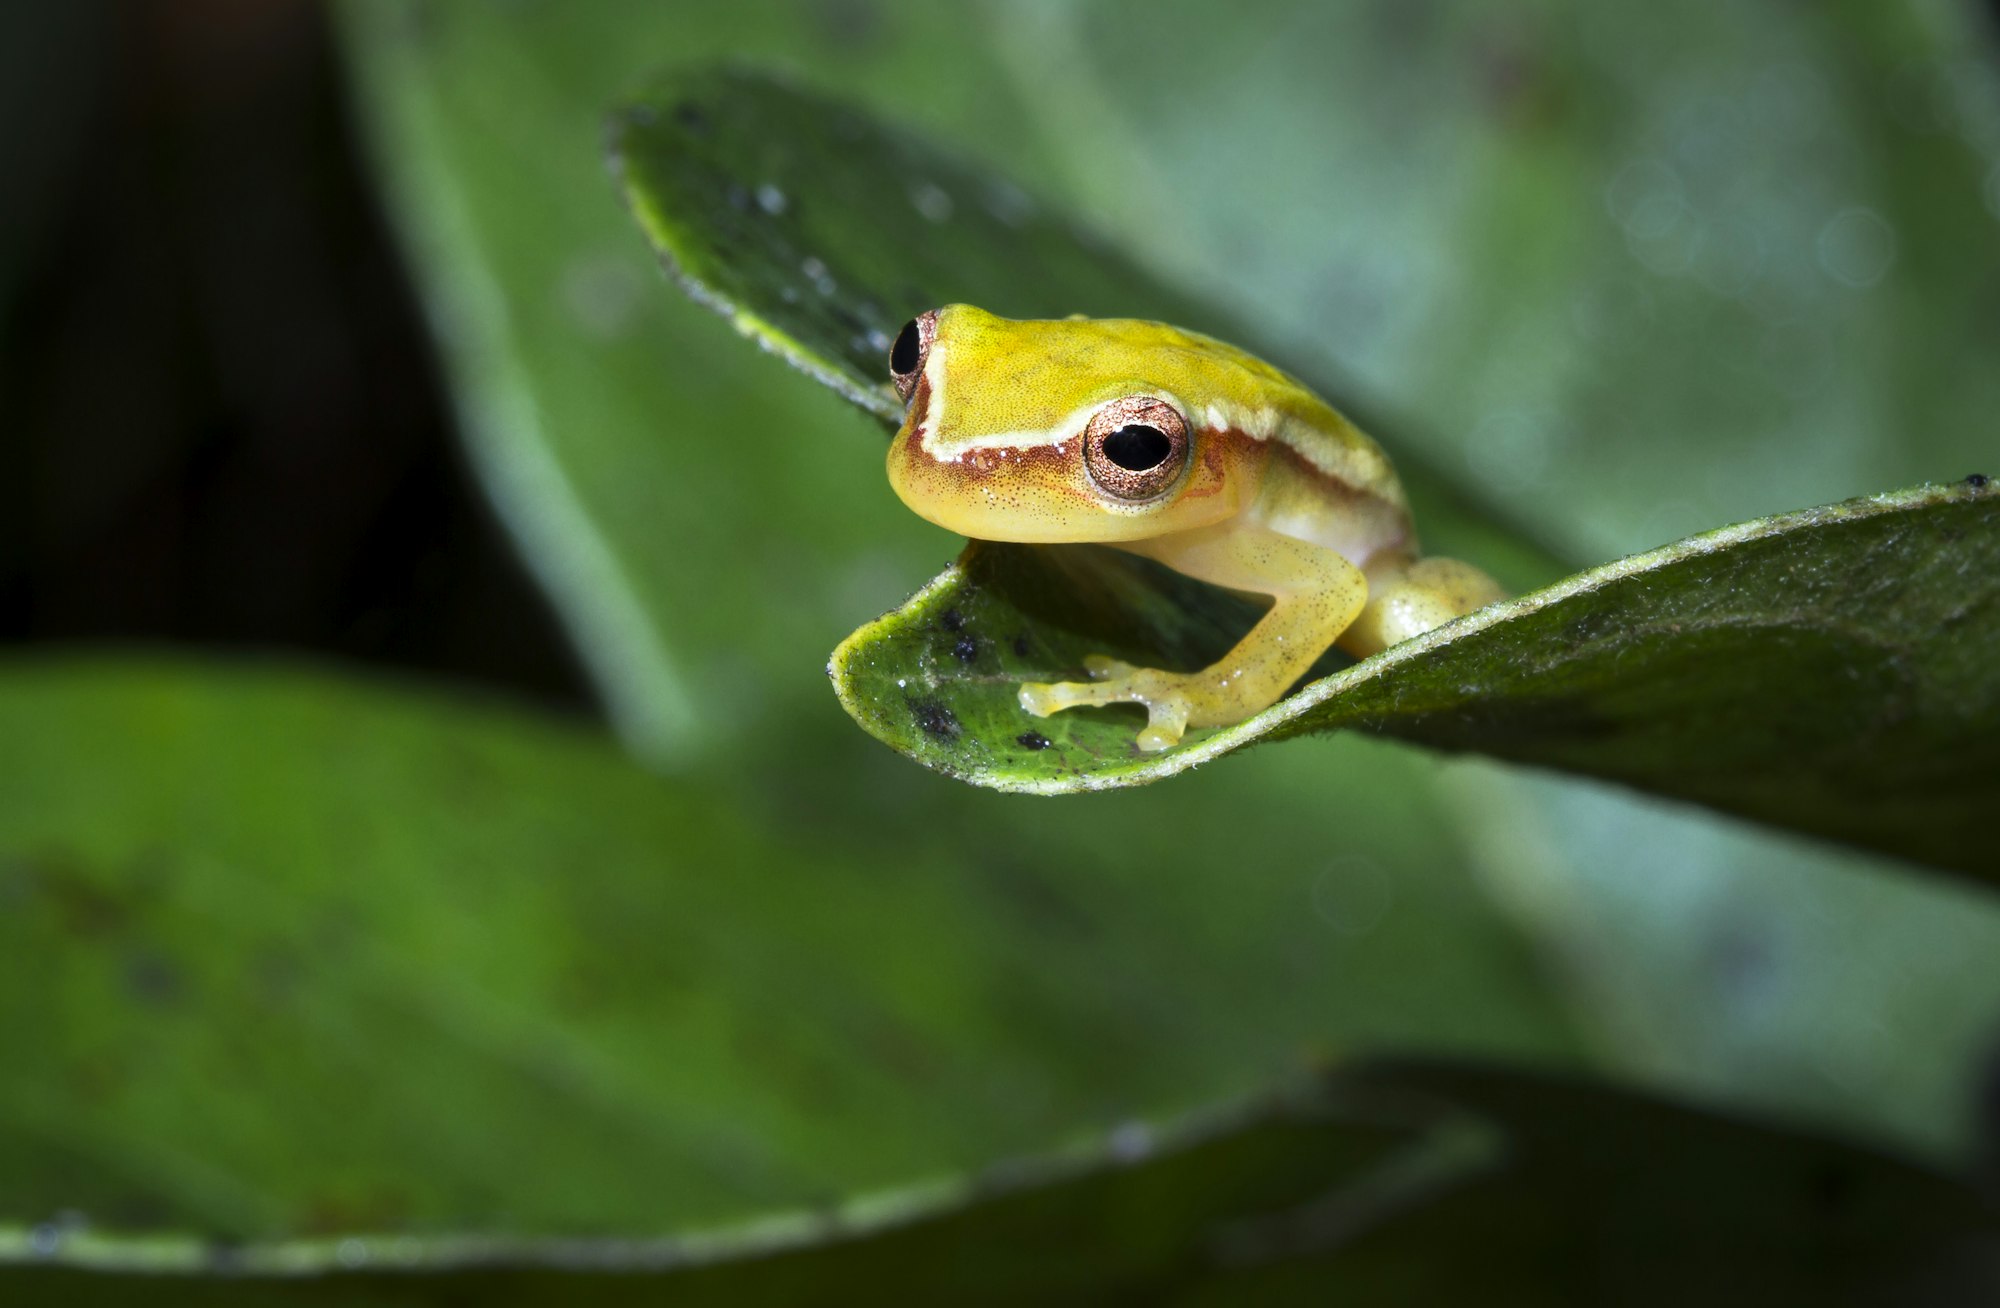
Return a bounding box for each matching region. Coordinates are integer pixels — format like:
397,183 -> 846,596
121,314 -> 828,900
1019,522 -> 1366,751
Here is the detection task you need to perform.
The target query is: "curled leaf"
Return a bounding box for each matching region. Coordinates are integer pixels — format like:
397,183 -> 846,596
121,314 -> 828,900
832,482 -> 2000,879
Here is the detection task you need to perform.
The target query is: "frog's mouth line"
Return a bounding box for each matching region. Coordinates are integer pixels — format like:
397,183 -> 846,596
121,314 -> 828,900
887,426 -> 1092,543
889,423 -> 1289,546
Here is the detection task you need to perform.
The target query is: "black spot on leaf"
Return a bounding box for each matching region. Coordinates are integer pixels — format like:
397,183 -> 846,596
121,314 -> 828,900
910,699 -> 960,740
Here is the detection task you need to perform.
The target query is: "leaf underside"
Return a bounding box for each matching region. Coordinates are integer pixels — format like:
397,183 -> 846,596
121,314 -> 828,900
611,66 -> 2000,879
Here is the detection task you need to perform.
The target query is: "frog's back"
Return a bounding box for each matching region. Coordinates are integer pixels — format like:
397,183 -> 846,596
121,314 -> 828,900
1016,318 -> 1408,516
1082,316 -> 1406,513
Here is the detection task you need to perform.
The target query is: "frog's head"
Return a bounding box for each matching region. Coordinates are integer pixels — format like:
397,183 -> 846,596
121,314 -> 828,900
884,304 -> 1269,543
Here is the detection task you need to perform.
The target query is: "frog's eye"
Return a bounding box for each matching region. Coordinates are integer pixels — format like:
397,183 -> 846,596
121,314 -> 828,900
889,309 -> 939,403
1082,397 -> 1191,502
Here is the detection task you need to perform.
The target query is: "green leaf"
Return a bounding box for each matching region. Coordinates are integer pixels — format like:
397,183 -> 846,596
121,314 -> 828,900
7,1063 -> 1994,1303
831,481 -> 2000,877
0,660 -> 1578,1239
610,67 -> 2000,877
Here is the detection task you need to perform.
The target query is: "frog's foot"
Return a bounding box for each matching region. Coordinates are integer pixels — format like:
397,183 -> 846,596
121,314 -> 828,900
1019,655 -> 1195,752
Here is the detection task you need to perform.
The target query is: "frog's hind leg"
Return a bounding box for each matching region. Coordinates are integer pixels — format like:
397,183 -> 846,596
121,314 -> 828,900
1338,556 -> 1504,658
1018,522 -> 1367,752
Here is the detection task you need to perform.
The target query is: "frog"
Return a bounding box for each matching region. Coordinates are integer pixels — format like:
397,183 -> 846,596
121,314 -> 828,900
884,304 -> 1503,752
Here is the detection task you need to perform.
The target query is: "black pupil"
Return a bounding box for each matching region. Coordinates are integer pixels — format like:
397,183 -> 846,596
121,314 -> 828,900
890,319 -> 922,375
1102,424 -> 1172,471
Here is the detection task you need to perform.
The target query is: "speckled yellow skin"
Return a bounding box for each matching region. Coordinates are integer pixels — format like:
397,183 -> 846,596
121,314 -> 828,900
888,305 -> 1501,751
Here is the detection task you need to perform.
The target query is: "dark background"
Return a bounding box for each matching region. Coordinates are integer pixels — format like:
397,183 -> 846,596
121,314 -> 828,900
1,2 -> 589,712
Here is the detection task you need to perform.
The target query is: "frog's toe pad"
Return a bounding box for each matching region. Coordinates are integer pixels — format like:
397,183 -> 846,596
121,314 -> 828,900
1018,660 -> 1194,752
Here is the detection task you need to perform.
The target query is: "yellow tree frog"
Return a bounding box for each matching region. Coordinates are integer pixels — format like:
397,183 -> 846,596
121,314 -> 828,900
884,305 -> 1502,752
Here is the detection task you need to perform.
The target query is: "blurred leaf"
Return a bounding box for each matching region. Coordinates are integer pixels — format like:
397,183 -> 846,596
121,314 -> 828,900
612,68 -> 2000,877
0,659 -> 1578,1238
6,1063 -> 1994,1304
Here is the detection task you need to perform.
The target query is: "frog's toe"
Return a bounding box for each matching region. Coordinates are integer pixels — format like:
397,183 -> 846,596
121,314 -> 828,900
1018,677 -> 1109,718
1082,654 -> 1137,681
1018,659 -> 1194,752
1133,698 -> 1191,752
